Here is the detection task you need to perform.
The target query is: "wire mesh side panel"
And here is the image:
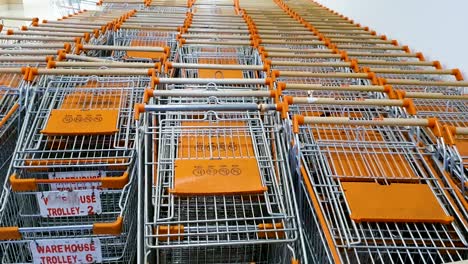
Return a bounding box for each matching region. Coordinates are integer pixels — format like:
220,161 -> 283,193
0,87 -> 22,180
294,122 -> 468,264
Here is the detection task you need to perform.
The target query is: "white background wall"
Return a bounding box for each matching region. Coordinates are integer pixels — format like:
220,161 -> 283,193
22,0 -> 65,19
314,0 -> 468,76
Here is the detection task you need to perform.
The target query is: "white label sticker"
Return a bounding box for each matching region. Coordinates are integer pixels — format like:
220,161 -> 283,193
36,190 -> 102,218
306,97 -> 318,103
30,238 -> 102,264
49,171 -> 105,191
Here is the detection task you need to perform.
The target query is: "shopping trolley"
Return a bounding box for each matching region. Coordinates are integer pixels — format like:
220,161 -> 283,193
401,92 -> 468,199
135,101 -> 300,264
364,67 -> 463,82
267,60 -> 357,73
254,36 -> 327,51
276,81 -> 397,100
258,46 -> 343,64
113,29 -> 176,62
282,95 -> 416,123
0,163 -> 138,264
12,68 -> 152,170
123,13 -> 187,29
174,45 -> 264,78
0,16 -> 38,32
0,65 -> 150,263
443,126 -> 468,200
356,59 -> 443,71
290,115 -> 468,264
381,78 -> 468,95
273,70 -> 378,87
5,28 -> 93,43
113,10 -> 186,62
0,32 -> 82,46
395,90 -> 467,133
73,43 -> 170,63
345,50 -> 425,62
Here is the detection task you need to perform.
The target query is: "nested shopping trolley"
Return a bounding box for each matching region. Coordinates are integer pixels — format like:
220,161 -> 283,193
12,67 -> 152,169
290,115 -> 468,264
175,44 -> 263,78
113,29 -> 176,62
1,20 -> 94,47
281,95 -> 416,124
442,125 -> 468,201
393,90 -> 467,198
362,67 -> 463,83
276,81 -> 397,101
136,101 -> 302,263
265,57 -> 357,73
0,68 -> 153,263
0,162 -> 138,263
113,10 -> 186,62
273,70 -> 379,91
380,78 -> 468,95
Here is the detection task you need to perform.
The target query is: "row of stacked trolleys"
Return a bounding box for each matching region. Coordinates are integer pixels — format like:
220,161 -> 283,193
0,0 -> 467,263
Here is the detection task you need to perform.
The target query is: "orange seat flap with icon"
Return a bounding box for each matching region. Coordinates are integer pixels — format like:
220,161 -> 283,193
170,121 -> 267,195
41,90 -> 122,136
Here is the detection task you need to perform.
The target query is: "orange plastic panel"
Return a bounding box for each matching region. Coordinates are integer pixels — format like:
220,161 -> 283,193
198,58 -> 243,78
178,134 -> 254,158
456,138 -> 468,156
75,80 -> 131,89
178,121 -> 254,158
343,182 -> 454,224
198,47 -> 244,78
456,138 -> 468,170
171,158 -> 266,195
127,39 -> 165,59
157,225 -> 184,241
61,92 -> 121,109
417,105 -> 458,113
198,68 -> 244,78
171,121 -> 266,195
327,147 -> 419,181
41,109 -> 119,135
93,216 -> 123,235
0,74 -> 21,88
311,125 -> 383,141
0,227 -> 21,240
257,222 -> 285,239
